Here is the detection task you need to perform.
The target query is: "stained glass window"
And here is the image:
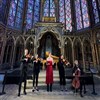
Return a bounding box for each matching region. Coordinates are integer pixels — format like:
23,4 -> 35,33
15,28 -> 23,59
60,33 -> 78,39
43,0 -> 49,16
50,0 -> 55,17
43,0 -> 55,17
92,0 -> 100,24
7,0 -> 24,29
75,0 -> 82,30
81,0 -> 90,28
0,0 -> 7,23
65,0 -> 72,31
26,0 -> 40,29
75,0 -> 90,30
33,0 -> 40,25
26,0 -> 34,29
59,0 -> 72,31
59,0 -> 65,24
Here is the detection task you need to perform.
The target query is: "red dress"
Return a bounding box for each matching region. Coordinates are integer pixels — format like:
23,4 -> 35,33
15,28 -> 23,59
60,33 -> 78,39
46,59 -> 53,84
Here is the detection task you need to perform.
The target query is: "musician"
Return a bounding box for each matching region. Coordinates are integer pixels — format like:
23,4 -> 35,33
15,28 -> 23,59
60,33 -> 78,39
72,60 -> 80,91
46,52 -> 53,92
72,60 -> 84,97
57,55 -> 67,91
32,54 -> 41,92
18,49 -> 30,96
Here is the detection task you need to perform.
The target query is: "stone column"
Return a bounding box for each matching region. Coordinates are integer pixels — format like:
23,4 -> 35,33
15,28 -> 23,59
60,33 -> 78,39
61,37 -> 64,56
87,0 -> 95,27
72,42 -> 74,65
0,37 -> 6,64
91,43 -> 96,67
11,43 -> 16,69
55,0 -> 59,22
81,42 -> 85,71
34,36 -> 37,56
40,0 -> 44,21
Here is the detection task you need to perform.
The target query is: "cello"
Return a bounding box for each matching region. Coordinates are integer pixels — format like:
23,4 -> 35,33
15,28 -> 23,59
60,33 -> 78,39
72,67 -> 81,90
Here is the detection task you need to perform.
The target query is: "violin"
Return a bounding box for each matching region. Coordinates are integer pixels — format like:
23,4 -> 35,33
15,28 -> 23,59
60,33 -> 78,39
72,68 -> 80,89
26,54 -> 32,58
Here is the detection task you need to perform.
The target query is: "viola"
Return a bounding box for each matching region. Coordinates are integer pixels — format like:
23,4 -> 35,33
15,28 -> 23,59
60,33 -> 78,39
72,68 -> 80,89
26,54 -> 31,58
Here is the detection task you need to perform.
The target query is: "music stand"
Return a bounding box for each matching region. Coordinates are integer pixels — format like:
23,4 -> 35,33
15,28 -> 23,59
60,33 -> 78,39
90,67 -> 98,95
0,71 -> 7,95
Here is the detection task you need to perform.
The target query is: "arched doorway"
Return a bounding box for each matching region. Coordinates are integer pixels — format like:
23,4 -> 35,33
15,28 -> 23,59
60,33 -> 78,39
37,32 -> 61,59
3,37 -> 14,64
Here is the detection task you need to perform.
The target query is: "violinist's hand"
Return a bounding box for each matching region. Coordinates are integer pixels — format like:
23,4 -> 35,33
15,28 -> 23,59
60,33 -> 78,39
24,58 -> 28,62
63,59 -> 65,62
73,73 -> 75,76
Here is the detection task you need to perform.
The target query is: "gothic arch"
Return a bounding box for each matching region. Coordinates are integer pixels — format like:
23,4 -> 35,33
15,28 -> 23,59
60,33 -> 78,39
37,26 -> 61,48
6,36 -> 16,45
73,37 -> 82,45
16,36 -> 25,45
83,38 -> 93,68
3,36 -> 14,64
26,37 -> 34,54
73,37 -> 83,64
37,31 -> 61,58
64,37 -> 73,63
14,36 -> 25,63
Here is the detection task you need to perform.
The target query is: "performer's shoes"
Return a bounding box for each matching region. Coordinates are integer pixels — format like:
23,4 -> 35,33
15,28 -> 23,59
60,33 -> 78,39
36,88 -> 39,91
24,91 -> 27,95
80,94 -> 83,97
65,88 -> 68,91
32,87 -> 35,92
32,89 -> 35,92
36,87 -> 39,91
18,93 -> 20,97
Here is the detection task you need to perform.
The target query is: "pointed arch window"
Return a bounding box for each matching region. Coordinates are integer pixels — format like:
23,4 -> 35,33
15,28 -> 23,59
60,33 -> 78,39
92,0 -> 100,24
43,0 -> 55,17
75,0 -> 90,30
7,0 -> 24,29
26,0 -> 40,29
65,0 -> 72,31
33,0 -> 41,25
59,0 -> 72,31
59,0 -> 65,24
26,0 -> 34,29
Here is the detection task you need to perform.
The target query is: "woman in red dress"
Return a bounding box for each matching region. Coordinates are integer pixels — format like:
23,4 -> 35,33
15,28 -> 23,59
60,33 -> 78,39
46,52 -> 53,92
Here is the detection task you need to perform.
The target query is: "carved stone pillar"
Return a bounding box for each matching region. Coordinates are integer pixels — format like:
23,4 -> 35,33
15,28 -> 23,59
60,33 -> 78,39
11,43 -> 16,69
81,42 -> 85,71
1,37 -> 7,64
91,43 -> 96,67
72,42 -> 74,65
61,37 -> 64,56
